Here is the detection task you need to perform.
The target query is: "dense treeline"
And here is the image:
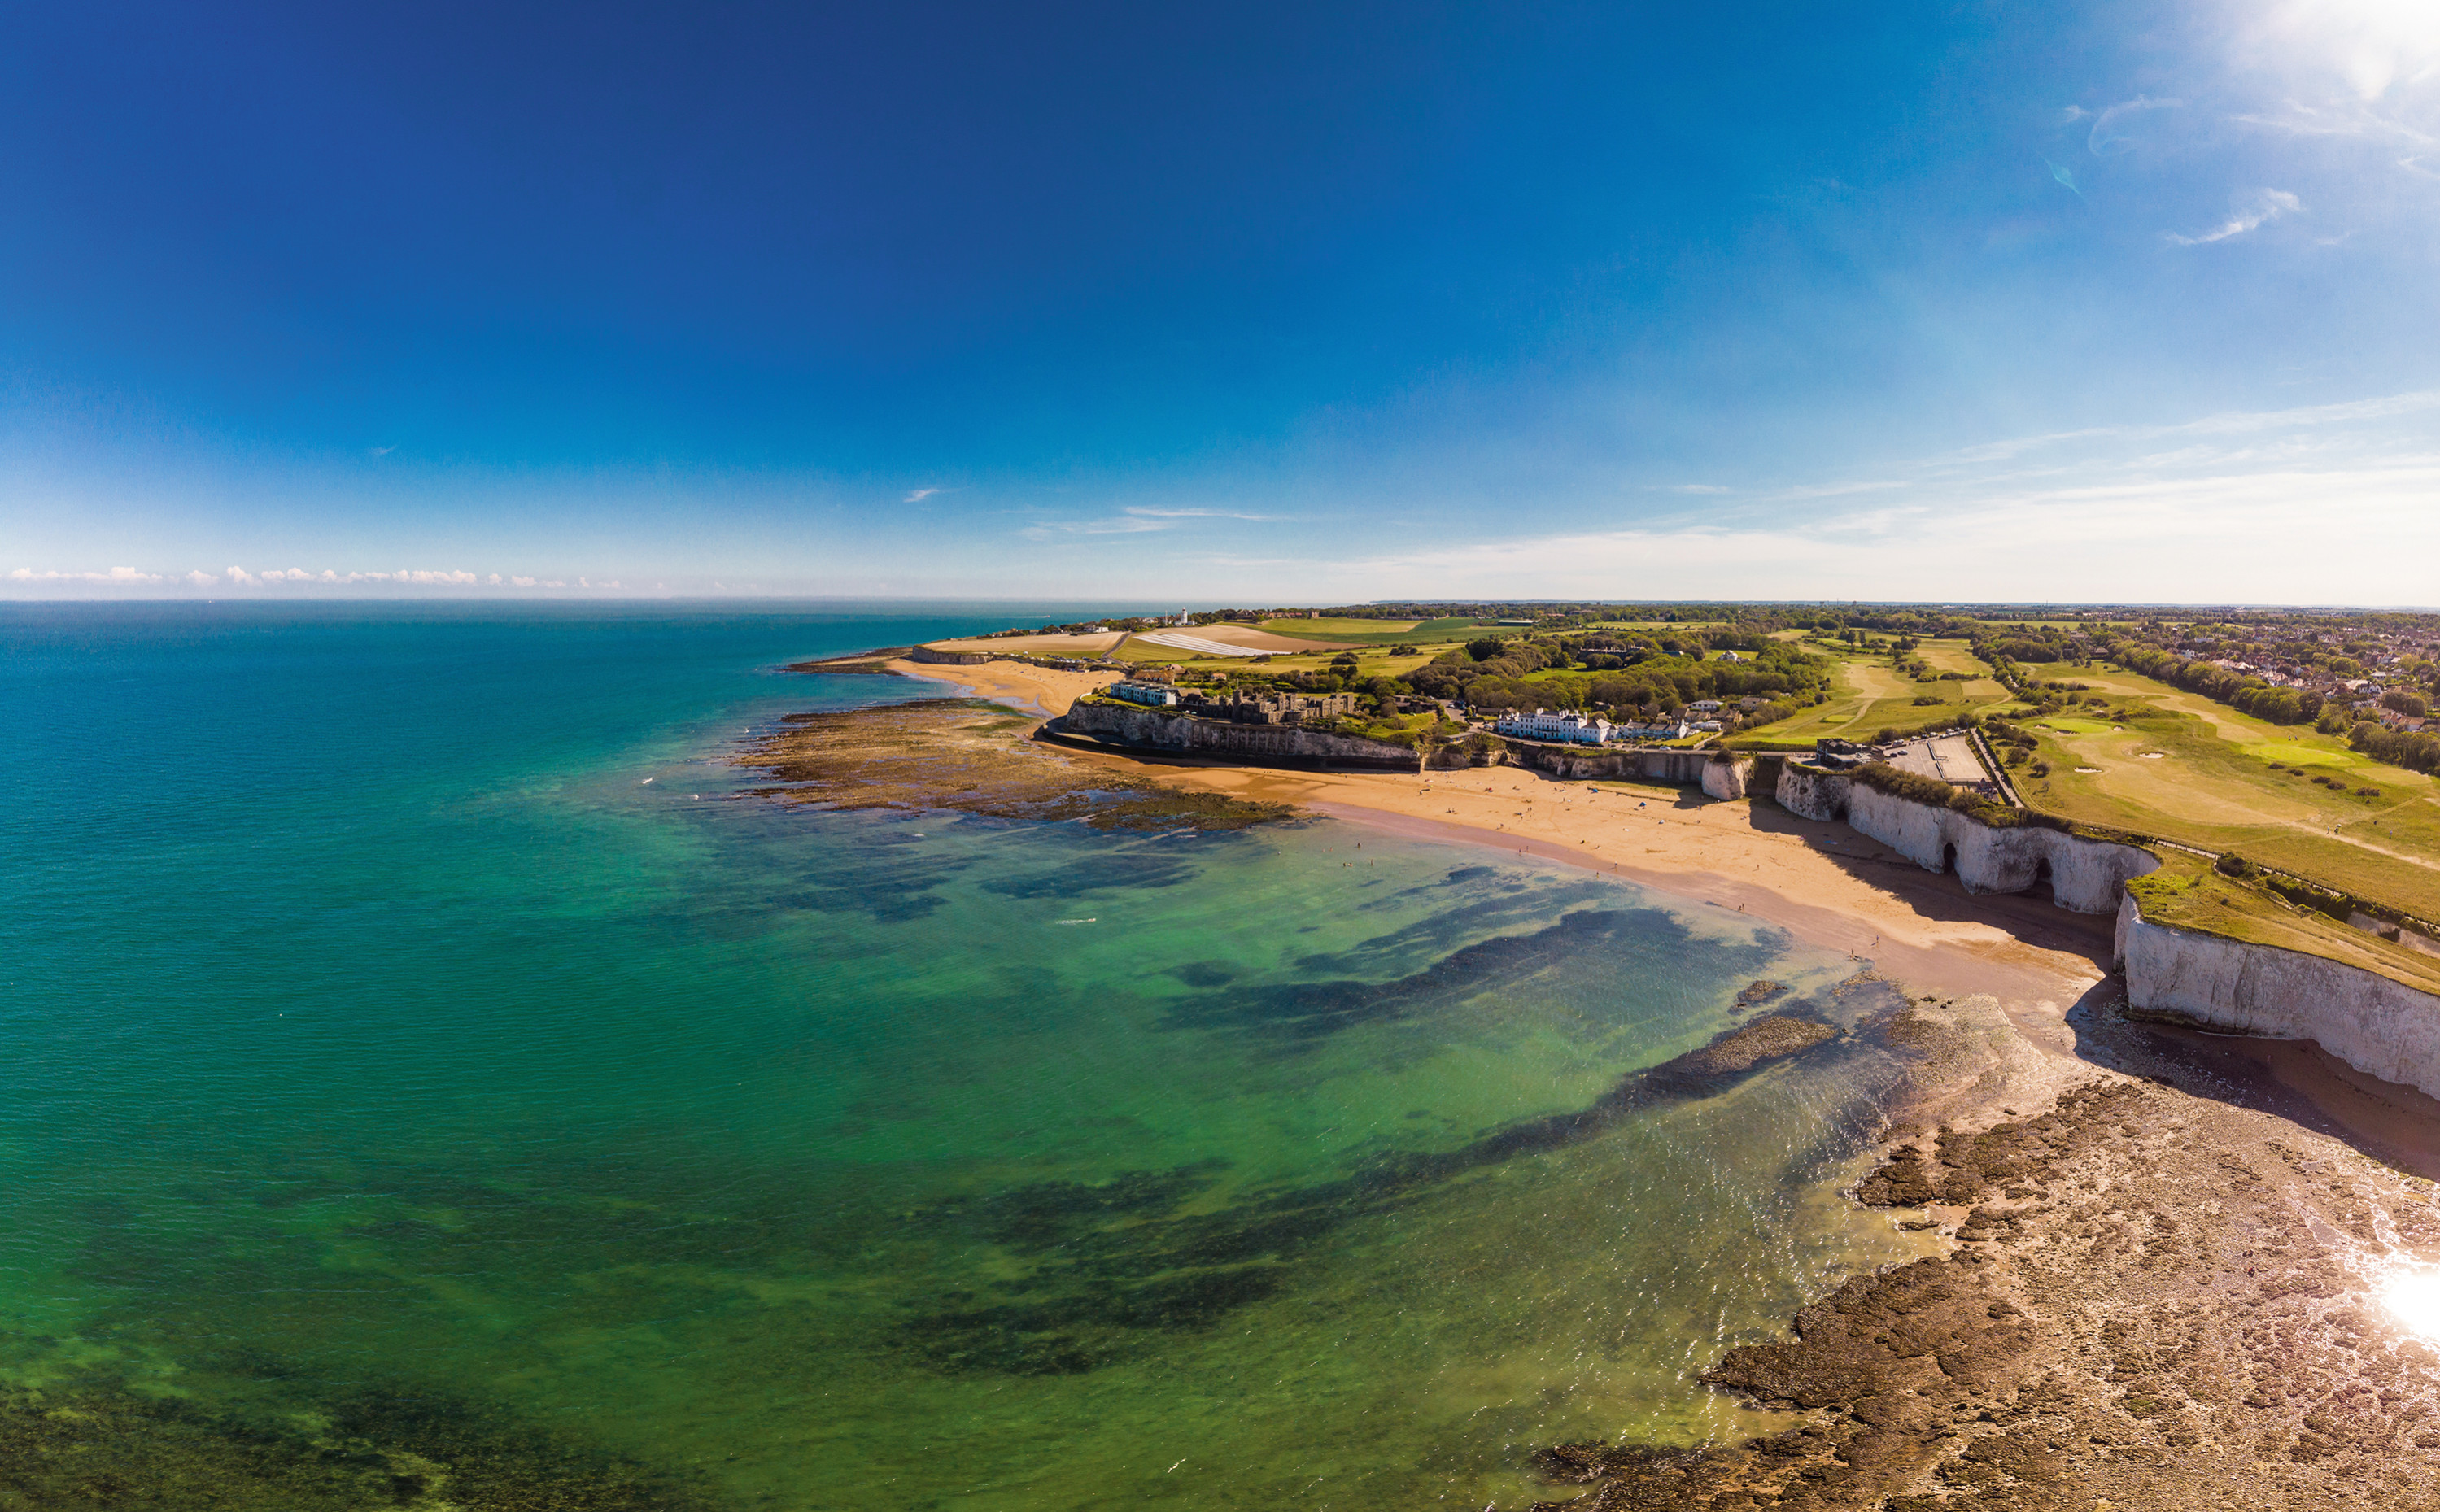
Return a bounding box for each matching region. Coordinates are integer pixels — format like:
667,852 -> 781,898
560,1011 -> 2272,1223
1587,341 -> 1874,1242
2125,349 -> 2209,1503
2351,722 -> 2440,774
2106,643 -> 2325,726
1395,628 -> 1827,717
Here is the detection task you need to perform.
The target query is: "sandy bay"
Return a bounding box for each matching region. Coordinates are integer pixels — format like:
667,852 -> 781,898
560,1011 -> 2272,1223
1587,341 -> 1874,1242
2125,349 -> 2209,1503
884,651 -> 2440,1510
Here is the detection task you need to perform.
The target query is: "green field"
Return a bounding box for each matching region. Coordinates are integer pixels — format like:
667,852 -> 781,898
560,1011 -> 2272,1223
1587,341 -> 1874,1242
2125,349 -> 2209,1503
2009,664 -> 2440,919
1252,615 -> 1486,647
1758,643 -> 2014,743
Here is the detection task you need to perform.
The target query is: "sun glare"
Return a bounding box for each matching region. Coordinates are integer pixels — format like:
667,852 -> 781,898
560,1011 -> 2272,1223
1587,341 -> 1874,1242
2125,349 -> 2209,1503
2381,1267 -> 2440,1340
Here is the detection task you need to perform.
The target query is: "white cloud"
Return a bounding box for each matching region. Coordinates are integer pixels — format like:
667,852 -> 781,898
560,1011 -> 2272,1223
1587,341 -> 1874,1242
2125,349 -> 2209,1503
903,486 -> 945,503
1661,483 -> 1732,495
7,565 -> 168,584
2166,187 -> 2303,243
2,563 -> 615,595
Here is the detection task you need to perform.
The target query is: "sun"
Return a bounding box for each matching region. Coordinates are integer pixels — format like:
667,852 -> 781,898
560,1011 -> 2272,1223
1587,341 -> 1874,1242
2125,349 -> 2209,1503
2381,1266 -> 2440,1340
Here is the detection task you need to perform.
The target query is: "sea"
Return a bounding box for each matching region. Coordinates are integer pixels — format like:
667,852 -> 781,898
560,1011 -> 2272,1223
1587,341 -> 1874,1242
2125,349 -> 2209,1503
1,601 -> 1934,1510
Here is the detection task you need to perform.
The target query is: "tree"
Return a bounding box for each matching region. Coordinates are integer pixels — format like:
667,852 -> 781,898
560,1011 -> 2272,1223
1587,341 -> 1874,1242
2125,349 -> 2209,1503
2384,689 -> 2431,718
1466,638 -> 1504,662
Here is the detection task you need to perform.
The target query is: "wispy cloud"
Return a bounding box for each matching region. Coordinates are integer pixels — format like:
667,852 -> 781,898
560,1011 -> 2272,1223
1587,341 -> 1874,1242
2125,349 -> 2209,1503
903,486 -> 946,503
1660,483 -> 1732,495
1122,507 -> 1277,521
1770,479 -> 1909,501
1930,386 -> 2440,465
1019,504 -> 1277,540
2088,94 -> 2183,155
2166,187 -> 2301,244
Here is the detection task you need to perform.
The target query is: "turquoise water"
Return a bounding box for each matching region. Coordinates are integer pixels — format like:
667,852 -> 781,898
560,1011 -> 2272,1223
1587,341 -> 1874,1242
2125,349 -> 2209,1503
2,603 -> 1930,1509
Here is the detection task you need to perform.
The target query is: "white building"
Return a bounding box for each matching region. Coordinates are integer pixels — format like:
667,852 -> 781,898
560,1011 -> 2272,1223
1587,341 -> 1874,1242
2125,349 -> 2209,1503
1688,699 -> 1723,713
1104,681 -> 1179,707
1616,719 -> 1690,741
1495,709 -> 1615,745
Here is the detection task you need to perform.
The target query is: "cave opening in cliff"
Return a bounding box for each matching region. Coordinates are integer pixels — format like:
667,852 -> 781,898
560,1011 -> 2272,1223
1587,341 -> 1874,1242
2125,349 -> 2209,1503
2028,856 -> 2054,903
1941,842 -> 1958,877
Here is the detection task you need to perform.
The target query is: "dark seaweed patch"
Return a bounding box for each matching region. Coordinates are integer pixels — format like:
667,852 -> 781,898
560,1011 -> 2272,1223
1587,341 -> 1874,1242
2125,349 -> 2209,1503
638,828 -> 979,930
922,1161 -> 1229,1249
0,1369 -> 719,1510
896,1008 -> 1875,1376
1176,909 -> 1709,1044
980,849 -> 1199,899
1172,960 -> 1237,987
1294,887 -> 1656,976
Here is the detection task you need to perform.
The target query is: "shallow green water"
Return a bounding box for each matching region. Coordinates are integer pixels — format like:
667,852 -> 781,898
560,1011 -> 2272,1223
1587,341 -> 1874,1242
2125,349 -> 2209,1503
1,603 -> 1931,1509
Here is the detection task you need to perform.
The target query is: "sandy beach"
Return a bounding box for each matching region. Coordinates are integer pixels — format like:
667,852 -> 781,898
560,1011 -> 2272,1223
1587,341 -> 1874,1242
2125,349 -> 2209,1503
882,656 -> 1119,720
893,656 -> 2106,1011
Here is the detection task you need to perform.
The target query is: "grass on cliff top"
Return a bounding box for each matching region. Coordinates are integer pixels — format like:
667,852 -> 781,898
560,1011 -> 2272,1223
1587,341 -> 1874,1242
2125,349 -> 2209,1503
2127,851 -> 2440,997
2010,663 -> 2440,921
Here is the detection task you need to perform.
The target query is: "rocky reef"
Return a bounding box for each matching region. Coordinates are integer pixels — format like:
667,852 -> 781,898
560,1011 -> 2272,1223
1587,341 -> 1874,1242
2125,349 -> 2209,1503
1526,1068 -> 2440,1510
734,697 -> 1294,830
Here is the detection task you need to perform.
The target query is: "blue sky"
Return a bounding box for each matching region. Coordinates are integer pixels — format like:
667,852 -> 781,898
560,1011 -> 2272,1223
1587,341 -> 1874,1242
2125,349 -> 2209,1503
6,1 -> 2438,603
